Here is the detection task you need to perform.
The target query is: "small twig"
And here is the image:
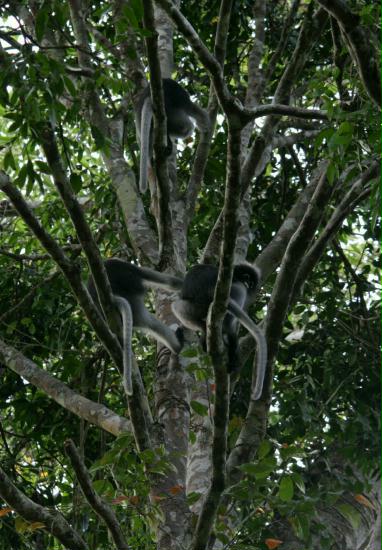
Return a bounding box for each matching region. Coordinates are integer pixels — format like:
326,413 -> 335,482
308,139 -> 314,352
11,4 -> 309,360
65,440 -> 131,550
0,171 -> 123,371
317,0 -> 381,109
0,466 -> 87,550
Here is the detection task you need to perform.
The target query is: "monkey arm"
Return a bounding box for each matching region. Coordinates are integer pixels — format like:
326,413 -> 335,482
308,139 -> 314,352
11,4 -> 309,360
114,296 -> 133,396
189,102 -> 211,132
228,299 -> 267,400
135,309 -> 182,354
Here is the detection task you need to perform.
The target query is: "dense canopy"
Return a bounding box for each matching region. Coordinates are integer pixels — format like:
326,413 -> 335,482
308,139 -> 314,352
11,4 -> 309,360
0,1 -> 380,549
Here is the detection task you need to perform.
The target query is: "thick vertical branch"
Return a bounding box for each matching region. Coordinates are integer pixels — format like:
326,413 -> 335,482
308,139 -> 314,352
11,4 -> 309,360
155,0 -> 242,119
185,0 -> 233,220
142,0 -> 175,264
67,0 -> 158,263
192,124 -> 242,550
264,163 -> 331,385
227,161 -> 332,482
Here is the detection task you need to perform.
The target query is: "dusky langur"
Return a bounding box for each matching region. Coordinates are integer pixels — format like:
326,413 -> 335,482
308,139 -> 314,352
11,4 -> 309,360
171,263 -> 267,400
136,78 -> 210,193
88,259 -> 183,396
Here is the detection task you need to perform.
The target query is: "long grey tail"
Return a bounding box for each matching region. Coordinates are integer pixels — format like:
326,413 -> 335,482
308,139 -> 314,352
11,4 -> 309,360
228,299 -> 267,400
139,97 -> 153,193
114,296 -> 133,396
139,266 -> 184,291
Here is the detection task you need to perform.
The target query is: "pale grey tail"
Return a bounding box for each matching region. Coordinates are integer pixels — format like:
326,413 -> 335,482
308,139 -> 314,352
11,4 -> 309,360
139,97 -> 153,193
114,296 -> 133,396
228,299 -> 267,400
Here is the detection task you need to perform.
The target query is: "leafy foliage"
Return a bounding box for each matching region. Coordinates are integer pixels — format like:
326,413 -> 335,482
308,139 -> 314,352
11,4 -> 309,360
0,1 -> 380,549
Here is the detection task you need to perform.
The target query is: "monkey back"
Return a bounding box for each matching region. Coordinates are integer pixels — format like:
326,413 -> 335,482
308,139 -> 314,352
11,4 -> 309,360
138,78 -> 193,112
88,259 -> 145,304
181,263 -> 260,303
181,265 -> 218,304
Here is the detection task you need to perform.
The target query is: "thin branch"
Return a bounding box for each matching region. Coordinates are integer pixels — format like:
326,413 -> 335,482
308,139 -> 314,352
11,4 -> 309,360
272,129 -> 322,149
39,125 -> 120,333
241,103 -> 327,124
214,0 -> 234,66
292,160 -> 380,298
65,440 -> 131,550
330,17 -> 350,104
241,6 -> 328,192
254,163 -> 325,281
67,0 -> 158,264
317,0 -> 381,109
264,162 -> 332,382
287,145 -> 307,188
0,272 -> 59,325
0,466 -> 88,550
245,0 -> 266,108
0,171 -> 123,373
0,337 -> 131,437
0,245 -> 81,261
264,0 -> 301,85
185,0 -> 233,219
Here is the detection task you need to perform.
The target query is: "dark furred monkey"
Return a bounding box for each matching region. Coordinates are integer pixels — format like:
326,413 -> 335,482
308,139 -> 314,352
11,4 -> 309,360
88,259 -> 183,396
172,263 -> 267,400
136,78 -> 210,193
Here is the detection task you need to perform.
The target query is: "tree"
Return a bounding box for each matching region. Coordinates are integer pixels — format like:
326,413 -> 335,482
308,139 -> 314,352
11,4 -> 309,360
0,1 -> 380,549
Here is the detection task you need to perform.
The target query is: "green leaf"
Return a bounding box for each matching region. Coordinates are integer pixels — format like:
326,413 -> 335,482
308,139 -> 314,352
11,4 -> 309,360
337,122 -> 353,135
187,491 -> 202,505
130,0 -> 144,19
190,400 -> 209,416
326,161 -> 337,184
240,456 -> 277,479
17,164 -> 28,186
289,514 -> 310,540
4,149 -> 16,170
291,473 -> 306,494
90,125 -> 106,149
278,476 -> 294,502
258,439 -> 272,459
62,75 -> 77,97
181,346 -> 199,357
92,480 -> 115,496
122,5 -> 139,28
35,160 -> 51,174
70,173 -> 82,193
35,8 -> 49,43
337,503 -> 361,530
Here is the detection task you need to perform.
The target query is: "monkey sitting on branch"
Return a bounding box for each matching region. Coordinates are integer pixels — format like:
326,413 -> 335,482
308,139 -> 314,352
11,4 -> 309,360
135,78 -> 210,193
172,263 -> 267,400
88,259 -> 184,396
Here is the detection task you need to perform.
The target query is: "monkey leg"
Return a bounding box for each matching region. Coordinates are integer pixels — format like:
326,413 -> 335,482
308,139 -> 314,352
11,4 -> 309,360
172,300 -> 206,333
135,308 -> 182,354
